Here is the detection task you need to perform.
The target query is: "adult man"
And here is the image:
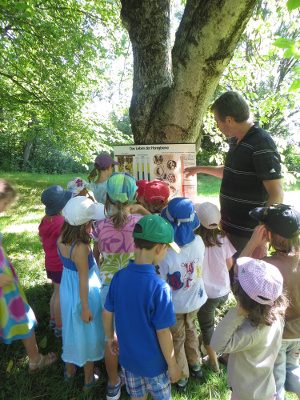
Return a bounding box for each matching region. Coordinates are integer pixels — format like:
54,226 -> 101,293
185,91 -> 283,254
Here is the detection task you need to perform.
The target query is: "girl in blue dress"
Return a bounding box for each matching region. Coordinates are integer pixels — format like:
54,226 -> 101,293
57,196 -> 105,390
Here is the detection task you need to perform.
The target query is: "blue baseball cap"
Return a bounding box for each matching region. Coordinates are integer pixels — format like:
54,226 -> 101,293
107,172 -> 138,203
161,197 -> 200,246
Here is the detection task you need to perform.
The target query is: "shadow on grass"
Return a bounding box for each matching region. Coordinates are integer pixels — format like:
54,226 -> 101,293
3,233 -> 42,252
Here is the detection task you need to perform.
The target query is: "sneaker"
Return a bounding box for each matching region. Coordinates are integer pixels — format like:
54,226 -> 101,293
48,320 -> 56,330
106,373 -> 125,400
175,378 -> 188,392
54,327 -> 62,338
189,363 -> 202,378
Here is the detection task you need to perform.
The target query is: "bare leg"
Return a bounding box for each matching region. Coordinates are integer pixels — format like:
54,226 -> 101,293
132,396 -> 147,400
22,330 -> 40,364
53,282 -> 62,327
65,362 -> 76,378
105,342 -> 120,386
204,344 -> 218,367
83,361 -> 94,385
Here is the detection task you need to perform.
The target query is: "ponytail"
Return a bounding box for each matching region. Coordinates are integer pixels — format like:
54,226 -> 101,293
104,196 -> 128,229
87,167 -> 98,183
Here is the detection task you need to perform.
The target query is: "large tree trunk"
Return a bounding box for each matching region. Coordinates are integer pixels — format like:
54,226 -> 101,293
121,0 -> 259,145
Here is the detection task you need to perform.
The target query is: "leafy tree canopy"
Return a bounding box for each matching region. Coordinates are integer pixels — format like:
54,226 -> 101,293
0,0 -> 130,159
198,0 -> 300,180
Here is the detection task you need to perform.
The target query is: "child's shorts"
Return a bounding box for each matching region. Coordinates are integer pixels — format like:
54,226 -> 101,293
121,367 -> 171,400
46,269 -> 62,284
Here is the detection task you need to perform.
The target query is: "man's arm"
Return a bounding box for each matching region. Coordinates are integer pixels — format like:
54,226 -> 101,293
184,166 -> 224,178
156,328 -> 181,383
263,179 -> 284,206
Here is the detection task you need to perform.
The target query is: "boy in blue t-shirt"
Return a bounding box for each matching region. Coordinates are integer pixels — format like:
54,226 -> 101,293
103,214 -> 181,400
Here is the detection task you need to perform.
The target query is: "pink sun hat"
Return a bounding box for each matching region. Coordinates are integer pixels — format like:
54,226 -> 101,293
237,257 -> 283,306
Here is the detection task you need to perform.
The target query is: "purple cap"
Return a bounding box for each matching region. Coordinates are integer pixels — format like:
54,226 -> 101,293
94,153 -> 119,170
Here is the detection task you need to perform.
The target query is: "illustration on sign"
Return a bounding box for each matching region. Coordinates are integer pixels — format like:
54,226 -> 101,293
114,144 -> 197,202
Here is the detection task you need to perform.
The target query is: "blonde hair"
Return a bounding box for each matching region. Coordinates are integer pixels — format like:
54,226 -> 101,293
267,227 -> 300,256
194,224 -> 226,247
104,195 -> 128,230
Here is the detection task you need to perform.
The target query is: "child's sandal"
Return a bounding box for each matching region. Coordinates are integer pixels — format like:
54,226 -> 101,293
64,364 -> 77,381
28,352 -> 57,373
83,368 -> 100,391
203,356 -> 220,373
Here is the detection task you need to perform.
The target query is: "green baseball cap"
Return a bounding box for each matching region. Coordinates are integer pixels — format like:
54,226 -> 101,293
133,214 -> 181,253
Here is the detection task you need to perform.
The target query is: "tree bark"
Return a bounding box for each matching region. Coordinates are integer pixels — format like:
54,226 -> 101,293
22,140 -> 33,169
121,0 -> 259,144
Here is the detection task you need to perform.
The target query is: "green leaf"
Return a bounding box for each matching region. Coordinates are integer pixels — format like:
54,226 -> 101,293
39,336 -> 47,349
273,38 -> 295,49
283,48 -> 295,58
14,3 -> 29,11
289,79 -> 300,91
287,0 -> 300,11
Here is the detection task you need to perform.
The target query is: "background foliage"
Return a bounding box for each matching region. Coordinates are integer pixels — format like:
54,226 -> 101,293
197,0 -> 300,181
0,0 -> 299,177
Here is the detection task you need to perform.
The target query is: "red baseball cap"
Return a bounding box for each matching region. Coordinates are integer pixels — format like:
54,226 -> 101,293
136,180 -> 148,198
144,180 -> 170,203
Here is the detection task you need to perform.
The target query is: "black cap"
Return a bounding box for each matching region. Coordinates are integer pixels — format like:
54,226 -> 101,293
249,204 -> 300,239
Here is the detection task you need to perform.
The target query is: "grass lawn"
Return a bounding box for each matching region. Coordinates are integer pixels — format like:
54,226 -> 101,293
0,171 -> 299,400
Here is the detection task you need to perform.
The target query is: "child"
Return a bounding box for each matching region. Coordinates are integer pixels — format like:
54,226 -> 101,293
211,257 -> 287,400
142,180 -> 170,214
39,185 -> 72,337
67,177 -> 94,201
57,196 -> 105,389
87,153 -> 119,204
242,204 -> 300,400
194,202 -> 236,372
93,172 -> 150,400
159,197 -> 207,392
0,179 -> 57,371
102,214 -> 181,400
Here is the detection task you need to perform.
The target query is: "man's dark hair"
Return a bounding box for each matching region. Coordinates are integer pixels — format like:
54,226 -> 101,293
211,91 -> 250,123
134,237 -> 158,250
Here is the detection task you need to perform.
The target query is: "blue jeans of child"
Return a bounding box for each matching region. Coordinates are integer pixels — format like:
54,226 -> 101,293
273,340 -> 300,400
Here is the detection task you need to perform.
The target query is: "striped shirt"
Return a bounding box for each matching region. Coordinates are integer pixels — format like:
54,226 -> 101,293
220,123 -> 282,237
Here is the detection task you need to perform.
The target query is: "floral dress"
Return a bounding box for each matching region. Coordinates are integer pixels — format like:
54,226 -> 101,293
94,215 -> 142,284
0,232 -> 37,344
